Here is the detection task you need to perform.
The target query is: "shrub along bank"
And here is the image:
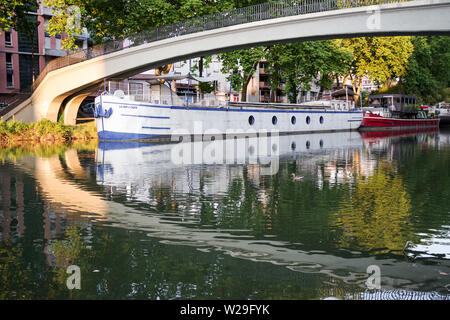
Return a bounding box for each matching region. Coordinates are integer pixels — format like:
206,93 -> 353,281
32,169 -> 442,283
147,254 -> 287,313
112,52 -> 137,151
0,119 -> 97,144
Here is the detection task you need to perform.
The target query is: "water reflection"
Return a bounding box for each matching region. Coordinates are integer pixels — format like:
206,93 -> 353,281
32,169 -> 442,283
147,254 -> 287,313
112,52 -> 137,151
1,128 -> 449,299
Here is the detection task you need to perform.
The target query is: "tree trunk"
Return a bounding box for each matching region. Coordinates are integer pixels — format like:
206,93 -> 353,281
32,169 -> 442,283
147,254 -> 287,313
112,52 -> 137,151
335,74 -> 340,89
353,77 -> 363,106
199,56 -> 204,99
31,28 -> 36,83
342,75 -> 349,89
241,79 -> 248,102
270,89 -> 276,103
30,20 -> 41,84
241,61 -> 259,103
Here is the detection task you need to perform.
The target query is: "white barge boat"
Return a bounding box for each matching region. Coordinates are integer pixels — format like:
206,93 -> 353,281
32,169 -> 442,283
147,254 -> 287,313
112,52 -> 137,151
94,74 -> 363,141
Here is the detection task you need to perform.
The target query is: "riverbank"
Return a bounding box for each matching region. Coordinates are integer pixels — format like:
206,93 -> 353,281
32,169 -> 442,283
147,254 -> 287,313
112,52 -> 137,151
0,119 -> 97,146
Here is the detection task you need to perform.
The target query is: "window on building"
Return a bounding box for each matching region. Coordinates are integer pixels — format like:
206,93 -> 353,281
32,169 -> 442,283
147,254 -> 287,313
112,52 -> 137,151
6,53 -> 13,88
5,31 -> 12,46
130,82 -> 144,101
6,73 -> 14,88
6,53 -> 13,69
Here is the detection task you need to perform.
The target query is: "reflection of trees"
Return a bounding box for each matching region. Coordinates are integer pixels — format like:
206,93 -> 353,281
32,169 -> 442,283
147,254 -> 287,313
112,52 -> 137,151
0,242 -> 34,299
50,226 -> 87,293
397,148 -> 450,230
334,162 -> 413,252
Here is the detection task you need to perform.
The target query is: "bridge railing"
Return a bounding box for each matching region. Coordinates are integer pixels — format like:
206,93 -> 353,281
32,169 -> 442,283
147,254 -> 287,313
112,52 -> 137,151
31,0 -> 410,92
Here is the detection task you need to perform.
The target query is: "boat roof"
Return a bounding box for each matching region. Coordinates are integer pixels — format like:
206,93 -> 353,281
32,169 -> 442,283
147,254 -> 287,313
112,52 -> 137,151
149,73 -> 218,82
369,94 -> 416,99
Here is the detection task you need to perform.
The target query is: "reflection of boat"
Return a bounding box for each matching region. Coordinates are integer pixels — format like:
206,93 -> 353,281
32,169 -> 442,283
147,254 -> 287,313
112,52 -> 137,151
360,127 -> 440,142
94,74 -> 363,141
435,102 -> 450,126
95,132 -> 364,191
360,95 -> 440,130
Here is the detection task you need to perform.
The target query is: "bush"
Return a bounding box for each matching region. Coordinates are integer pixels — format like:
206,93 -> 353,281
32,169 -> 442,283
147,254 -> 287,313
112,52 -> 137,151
0,119 -> 97,143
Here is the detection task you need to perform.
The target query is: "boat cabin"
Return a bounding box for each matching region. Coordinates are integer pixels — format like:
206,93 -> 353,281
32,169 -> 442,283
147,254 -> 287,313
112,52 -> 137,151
368,94 -> 417,114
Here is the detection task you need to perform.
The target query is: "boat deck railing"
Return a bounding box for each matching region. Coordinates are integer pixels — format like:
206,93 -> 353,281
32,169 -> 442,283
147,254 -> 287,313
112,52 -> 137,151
103,91 -> 359,111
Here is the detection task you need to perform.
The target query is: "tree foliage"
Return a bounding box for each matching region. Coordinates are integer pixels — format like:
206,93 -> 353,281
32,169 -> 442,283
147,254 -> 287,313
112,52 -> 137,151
400,36 -> 450,104
218,47 -> 266,102
42,0 -> 265,51
218,41 -> 350,103
264,41 -> 351,103
334,37 -> 414,103
0,0 -> 38,34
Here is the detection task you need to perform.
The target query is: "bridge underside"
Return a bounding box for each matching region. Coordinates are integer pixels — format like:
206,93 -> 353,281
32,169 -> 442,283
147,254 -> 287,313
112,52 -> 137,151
3,0 -> 450,125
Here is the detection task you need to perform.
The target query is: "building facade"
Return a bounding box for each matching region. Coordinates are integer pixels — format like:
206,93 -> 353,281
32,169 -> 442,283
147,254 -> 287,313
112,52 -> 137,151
0,4 -> 89,105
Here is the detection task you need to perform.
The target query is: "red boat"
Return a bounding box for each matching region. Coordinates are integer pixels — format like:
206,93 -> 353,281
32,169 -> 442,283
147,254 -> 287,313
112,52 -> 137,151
360,94 -> 440,130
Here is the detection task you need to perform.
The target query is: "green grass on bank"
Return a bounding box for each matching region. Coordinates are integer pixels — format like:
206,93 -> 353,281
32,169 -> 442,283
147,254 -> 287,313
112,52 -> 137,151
0,119 -> 97,143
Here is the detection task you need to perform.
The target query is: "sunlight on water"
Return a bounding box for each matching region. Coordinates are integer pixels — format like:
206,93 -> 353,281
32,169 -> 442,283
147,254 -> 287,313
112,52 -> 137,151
0,129 -> 449,299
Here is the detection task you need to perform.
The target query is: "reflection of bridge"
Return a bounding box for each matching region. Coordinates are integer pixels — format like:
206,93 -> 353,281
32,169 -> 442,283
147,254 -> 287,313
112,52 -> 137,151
2,0 -> 450,125
3,132 -> 449,297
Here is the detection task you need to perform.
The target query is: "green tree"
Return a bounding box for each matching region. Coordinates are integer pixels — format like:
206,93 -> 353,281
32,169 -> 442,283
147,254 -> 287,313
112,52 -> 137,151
264,41 -> 351,103
42,0 -> 260,51
0,0 -> 38,33
401,36 -> 450,104
218,47 -> 266,102
335,37 -> 414,104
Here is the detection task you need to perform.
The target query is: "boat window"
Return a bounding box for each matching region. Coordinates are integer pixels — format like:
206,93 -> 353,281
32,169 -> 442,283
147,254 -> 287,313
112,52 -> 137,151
319,140 -> 324,148
306,141 -> 311,149
272,116 -> 278,125
291,116 -> 296,125
291,142 -> 296,150
306,116 -> 311,125
249,115 -> 255,126
320,116 -> 324,124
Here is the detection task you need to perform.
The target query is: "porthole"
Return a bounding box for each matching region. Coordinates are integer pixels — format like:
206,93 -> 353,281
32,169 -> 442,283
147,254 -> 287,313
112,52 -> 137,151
291,142 -> 296,150
291,116 -> 296,125
272,116 -> 278,125
319,140 -> 324,148
306,141 -> 311,149
306,116 -> 311,125
249,115 -> 255,126
320,116 -> 324,124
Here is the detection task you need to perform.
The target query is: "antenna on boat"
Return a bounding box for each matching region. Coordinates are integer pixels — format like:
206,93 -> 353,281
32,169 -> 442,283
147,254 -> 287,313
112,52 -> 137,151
186,72 -> 191,109
228,72 -> 233,109
345,86 -> 348,109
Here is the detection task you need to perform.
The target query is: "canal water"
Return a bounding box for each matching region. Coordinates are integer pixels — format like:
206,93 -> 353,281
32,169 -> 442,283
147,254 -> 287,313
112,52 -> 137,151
0,128 -> 449,300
